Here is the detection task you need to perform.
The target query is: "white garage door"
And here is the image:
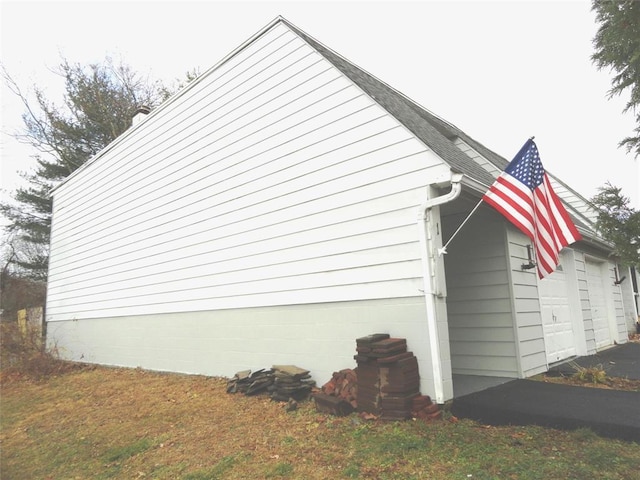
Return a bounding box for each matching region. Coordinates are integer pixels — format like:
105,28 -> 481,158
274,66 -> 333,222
586,260 -> 612,349
539,263 -> 576,364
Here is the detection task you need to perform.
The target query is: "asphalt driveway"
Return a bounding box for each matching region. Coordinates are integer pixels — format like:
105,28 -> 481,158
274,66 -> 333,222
451,342 -> 640,442
547,342 -> 640,380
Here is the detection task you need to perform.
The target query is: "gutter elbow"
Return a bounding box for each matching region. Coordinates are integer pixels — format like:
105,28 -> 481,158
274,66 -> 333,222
420,172 -> 464,215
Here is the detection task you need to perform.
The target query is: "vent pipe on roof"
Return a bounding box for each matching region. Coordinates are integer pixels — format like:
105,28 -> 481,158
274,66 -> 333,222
132,105 -> 151,127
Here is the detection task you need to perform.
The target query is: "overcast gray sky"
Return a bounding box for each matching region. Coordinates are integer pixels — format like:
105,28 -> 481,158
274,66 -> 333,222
2,0 -> 639,223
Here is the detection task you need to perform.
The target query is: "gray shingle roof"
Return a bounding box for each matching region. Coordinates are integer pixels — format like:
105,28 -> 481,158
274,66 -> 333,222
283,18 -> 497,187
282,18 -> 604,238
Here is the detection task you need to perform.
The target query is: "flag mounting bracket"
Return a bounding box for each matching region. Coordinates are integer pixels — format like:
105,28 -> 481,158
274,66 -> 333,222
521,245 -> 537,270
614,266 -> 626,285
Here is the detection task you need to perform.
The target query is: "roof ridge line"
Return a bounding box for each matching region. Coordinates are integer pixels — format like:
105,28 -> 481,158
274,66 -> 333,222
279,18 -> 462,135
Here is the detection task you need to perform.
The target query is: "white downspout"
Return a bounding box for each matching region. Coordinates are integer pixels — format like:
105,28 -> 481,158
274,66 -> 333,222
418,172 -> 463,403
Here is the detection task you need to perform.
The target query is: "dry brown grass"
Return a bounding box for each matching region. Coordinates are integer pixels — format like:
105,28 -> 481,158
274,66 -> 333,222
0,367 -> 358,479
2,364 -> 640,480
3,327 -> 640,478
535,334 -> 640,392
539,373 -> 640,391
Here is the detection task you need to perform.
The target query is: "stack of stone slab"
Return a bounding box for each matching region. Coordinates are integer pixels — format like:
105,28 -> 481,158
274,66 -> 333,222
354,334 -> 421,420
226,368 -> 274,395
270,365 -> 316,402
226,365 -> 315,402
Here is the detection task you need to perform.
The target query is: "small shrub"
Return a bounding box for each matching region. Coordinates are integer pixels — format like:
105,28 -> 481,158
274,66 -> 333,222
0,321 -> 85,381
569,361 -> 607,384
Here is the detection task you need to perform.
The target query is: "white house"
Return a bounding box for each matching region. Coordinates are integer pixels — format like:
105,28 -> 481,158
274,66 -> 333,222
46,17 -> 633,403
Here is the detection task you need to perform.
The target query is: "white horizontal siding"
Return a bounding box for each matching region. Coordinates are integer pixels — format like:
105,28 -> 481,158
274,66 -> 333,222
53,23 -> 304,210
48,239 -> 422,306
49,280 -> 424,319
51,84 -> 369,248
443,206 -> 519,378
547,176 -> 598,226
49,213 -> 419,289
49,132 -> 428,268
48,261 -> 423,314
47,22 -> 451,321
52,86 -> 377,246
506,227 -> 546,377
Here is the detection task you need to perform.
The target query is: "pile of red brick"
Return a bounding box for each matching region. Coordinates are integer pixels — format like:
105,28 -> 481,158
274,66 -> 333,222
313,333 -> 441,421
320,368 -> 357,406
410,394 -> 441,420
355,333 -> 440,421
314,369 -> 357,416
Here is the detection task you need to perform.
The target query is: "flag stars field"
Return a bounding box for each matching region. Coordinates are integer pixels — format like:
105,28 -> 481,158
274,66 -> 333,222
482,139 -> 582,279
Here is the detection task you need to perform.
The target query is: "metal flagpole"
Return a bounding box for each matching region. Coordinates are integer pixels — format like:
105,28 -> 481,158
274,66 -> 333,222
438,136 -> 538,257
437,197 -> 485,256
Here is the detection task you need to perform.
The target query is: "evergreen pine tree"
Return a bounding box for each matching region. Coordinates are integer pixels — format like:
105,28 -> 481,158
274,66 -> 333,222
591,182 -> 640,267
1,58 -> 171,278
591,0 -> 640,157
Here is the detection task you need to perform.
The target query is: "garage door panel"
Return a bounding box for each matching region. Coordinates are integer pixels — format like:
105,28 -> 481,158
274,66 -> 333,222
586,260 -> 611,349
539,264 -> 576,364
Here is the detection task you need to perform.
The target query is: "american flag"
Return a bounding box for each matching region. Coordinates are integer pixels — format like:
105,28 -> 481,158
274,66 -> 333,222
483,139 -> 582,278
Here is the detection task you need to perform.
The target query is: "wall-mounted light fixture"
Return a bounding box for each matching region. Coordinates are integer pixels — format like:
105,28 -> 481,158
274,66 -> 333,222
521,245 -> 536,271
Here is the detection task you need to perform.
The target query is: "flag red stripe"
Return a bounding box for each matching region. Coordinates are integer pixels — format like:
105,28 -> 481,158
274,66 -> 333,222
544,176 -> 581,244
484,175 -> 535,238
481,141 -> 582,279
532,180 -> 565,278
483,194 -> 532,239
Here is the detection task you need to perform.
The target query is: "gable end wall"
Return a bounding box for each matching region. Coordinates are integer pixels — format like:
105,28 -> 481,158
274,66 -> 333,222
46,22 -> 451,322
